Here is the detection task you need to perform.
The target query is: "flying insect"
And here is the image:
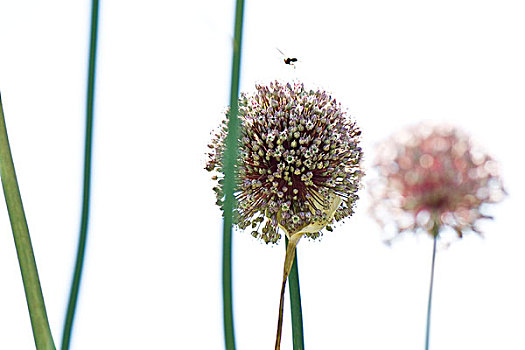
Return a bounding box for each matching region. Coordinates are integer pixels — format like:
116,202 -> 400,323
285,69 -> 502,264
284,57 -> 298,65
276,48 -> 298,67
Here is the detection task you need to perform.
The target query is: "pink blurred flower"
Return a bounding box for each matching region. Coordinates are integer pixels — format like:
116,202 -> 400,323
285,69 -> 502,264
370,124 -> 505,239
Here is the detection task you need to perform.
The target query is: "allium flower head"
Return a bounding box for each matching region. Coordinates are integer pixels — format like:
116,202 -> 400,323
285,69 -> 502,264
206,81 -> 363,243
370,123 -> 505,239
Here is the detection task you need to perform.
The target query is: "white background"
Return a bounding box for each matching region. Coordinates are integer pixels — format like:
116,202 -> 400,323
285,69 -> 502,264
1,0 -> 524,349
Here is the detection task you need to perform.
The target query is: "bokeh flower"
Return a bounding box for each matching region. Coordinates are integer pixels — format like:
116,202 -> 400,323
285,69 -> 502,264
206,80 -> 363,243
370,123 -> 505,239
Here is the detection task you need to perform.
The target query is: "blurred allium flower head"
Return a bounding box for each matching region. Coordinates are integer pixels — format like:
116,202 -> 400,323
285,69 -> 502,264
370,123 -> 505,240
206,81 -> 363,244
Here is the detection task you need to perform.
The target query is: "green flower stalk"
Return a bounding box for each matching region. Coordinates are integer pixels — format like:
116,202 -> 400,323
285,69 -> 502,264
206,81 -> 363,349
62,1 -> 100,348
370,123 -> 505,350
0,95 -> 56,349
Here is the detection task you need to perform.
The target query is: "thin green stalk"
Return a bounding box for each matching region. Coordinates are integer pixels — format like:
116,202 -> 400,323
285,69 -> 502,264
0,95 -> 56,349
61,1 -> 99,349
425,233 -> 438,350
222,0 -> 245,349
285,236 -> 304,350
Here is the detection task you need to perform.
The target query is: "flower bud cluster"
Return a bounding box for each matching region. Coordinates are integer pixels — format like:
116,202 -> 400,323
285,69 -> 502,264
370,124 -> 505,239
207,81 -> 363,243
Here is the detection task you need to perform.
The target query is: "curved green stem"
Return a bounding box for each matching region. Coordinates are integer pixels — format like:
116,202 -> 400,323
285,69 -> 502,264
425,233 -> 438,350
275,233 -> 304,350
286,236 -> 305,350
0,95 -> 56,349
222,0 -> 245,349
61,1 -> 99,349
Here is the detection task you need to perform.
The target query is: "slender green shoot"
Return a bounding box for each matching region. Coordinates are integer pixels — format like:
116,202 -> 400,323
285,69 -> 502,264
0,95 -> 56,349
425,232 -> 438,350
222,0 -> 245,349
286,236 -> 304,350
61,1 -> 99,349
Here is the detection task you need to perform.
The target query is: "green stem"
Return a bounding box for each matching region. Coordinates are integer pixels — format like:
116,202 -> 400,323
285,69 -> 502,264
222,0 -> 245,349
61,1 -> 99,349
0,95 -> 56,349
425,233 -> 438,350
286,236 -> 305,350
